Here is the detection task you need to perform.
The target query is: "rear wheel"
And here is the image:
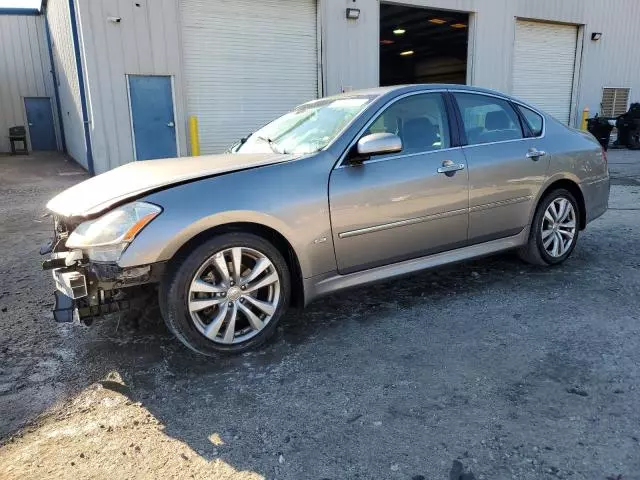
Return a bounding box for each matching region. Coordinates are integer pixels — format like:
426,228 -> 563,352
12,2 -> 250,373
518,188 -> 580,266
161,233 -> 290,356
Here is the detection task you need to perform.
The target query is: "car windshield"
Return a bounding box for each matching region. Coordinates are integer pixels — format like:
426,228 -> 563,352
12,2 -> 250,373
233,95 -> 375,154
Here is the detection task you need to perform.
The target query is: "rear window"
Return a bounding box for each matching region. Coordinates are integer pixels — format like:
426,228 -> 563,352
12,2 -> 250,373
453,93 -> 524,145
517,105 -> 544,137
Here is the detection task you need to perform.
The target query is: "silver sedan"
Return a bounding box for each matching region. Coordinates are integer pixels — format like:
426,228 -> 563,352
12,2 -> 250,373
43,84 -> 609,356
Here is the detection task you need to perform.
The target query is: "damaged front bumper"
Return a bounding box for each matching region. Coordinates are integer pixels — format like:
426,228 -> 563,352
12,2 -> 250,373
42,248 -> 165,324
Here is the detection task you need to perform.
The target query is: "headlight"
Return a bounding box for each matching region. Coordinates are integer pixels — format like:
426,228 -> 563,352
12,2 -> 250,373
66,202 -> 162,262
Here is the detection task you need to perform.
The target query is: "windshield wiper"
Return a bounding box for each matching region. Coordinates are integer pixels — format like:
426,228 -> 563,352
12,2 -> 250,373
256,135 -> 284,154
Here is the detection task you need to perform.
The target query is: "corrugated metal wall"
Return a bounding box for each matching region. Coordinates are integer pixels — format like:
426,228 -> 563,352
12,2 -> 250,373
40,0 -> 640,172
0,13 -> 61,152
181,0 -> 319,154
73,0 -> 186,174
327,0 -> 640,126
46,0 -> 86,167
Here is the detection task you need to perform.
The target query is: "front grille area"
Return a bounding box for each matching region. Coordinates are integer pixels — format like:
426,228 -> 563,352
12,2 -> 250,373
53,214 -> 71,236
51,214 -> 77,252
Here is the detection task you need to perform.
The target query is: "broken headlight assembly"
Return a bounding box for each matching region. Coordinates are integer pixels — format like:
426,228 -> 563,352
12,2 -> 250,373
65,201 -> 162,263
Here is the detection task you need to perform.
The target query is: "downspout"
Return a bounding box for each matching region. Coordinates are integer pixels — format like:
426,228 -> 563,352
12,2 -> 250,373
67,0 -> 94,175
43,9 -> 67,153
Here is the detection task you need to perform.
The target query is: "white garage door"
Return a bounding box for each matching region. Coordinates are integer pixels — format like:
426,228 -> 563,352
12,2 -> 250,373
512,20 -> 578,124
180,0 -> 318,154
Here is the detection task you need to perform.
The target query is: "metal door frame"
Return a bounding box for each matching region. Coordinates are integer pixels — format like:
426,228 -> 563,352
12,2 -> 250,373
378,1 -> 475,87
125,74 -> 180,161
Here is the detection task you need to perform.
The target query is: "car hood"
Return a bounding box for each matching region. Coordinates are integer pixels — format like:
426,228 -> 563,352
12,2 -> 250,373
47,152 -> 297,217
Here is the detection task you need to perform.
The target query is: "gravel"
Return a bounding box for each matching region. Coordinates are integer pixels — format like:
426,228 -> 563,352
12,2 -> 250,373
0,151 -> 639,479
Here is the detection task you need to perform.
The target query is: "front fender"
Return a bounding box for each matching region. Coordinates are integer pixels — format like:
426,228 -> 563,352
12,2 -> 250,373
117,157 -> 337,279
125,209 -> 308,271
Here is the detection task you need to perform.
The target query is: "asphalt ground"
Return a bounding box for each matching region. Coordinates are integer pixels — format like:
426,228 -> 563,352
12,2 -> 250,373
0,150 -> 639,480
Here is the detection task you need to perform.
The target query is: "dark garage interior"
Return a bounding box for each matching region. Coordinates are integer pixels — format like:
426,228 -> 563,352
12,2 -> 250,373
380,3 -> 469,86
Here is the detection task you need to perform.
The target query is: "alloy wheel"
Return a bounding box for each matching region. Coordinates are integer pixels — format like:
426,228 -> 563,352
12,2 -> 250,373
541,197 -> 576,258
187,247 -> 281,344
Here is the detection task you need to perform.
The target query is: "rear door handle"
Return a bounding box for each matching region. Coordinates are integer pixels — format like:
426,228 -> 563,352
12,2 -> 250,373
526,149 -> 546,159
437,161 -> 466,175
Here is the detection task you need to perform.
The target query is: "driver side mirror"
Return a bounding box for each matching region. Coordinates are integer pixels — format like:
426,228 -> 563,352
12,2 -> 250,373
356,132 -> 403,158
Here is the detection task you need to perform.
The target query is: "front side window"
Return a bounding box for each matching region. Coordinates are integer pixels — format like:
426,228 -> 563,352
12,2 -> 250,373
234,96 -> 375,155
364,93 -> 451,156
517,105 -> 544,137
454,93 -> 524,145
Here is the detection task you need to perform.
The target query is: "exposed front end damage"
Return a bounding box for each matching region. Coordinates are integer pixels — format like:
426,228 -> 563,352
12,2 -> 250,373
41,214 -> 164,325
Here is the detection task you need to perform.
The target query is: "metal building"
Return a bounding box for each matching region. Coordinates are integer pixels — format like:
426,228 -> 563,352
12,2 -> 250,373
0,8 -> 62,153
36,0 -> 640,174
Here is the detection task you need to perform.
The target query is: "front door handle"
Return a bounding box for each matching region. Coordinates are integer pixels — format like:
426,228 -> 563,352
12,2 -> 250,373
437,160 -> 465,176
167,121 -> 175,128
526,149 -> 546,159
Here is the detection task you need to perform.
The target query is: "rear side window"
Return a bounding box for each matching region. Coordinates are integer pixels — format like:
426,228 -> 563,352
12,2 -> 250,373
516,105 -> 544,137
454,93 -> 524,145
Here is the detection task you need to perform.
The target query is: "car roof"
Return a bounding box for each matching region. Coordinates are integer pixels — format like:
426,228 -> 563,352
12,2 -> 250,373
354,84 -> 544,113
343,83 -> 514,99
301,84 -> 543,117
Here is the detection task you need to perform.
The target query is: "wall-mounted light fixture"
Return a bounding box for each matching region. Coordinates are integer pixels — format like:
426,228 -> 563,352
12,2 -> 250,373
591,32 -> 602,41
346,8 -> 360,20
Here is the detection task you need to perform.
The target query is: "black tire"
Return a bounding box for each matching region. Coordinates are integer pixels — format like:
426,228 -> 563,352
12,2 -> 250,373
518,188 -> 580,266
160,233 -> 290,356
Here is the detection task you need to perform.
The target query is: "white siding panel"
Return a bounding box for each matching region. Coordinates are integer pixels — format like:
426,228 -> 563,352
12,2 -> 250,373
512,21 -> 578,123
74,0 -> 186,174
0,14 -> 60,152
46,0 -> 87,166
180,0 -> 318,154
322,0 -> 379,95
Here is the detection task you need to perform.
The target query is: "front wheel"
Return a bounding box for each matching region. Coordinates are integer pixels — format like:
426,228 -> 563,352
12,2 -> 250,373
161,233 -> 291,356
518,189 -> 580,266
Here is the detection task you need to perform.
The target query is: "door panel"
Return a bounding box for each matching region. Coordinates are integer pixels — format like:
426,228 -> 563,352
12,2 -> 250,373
452,92 -> 549,243
463,139 -> 549,242
128,75 -> 177,160
330,92 -> 469,274
24,97 -> 57,151
330,148 -> 469,273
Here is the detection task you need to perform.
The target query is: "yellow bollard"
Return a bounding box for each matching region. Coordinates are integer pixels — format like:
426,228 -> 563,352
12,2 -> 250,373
580,107 -> 590,131
189,116 -> 200,156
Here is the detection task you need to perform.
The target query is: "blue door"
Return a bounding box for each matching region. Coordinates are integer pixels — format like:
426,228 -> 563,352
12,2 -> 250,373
128,75 -> 177,160
24,97 -> 57,151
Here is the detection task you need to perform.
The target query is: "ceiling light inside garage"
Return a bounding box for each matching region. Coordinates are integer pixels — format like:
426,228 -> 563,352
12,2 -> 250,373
380,39 -> 395,45
399,50 -> 414,56
451,23 -> 467,28
429,18 -> 447,24
393,28 -> 406,35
